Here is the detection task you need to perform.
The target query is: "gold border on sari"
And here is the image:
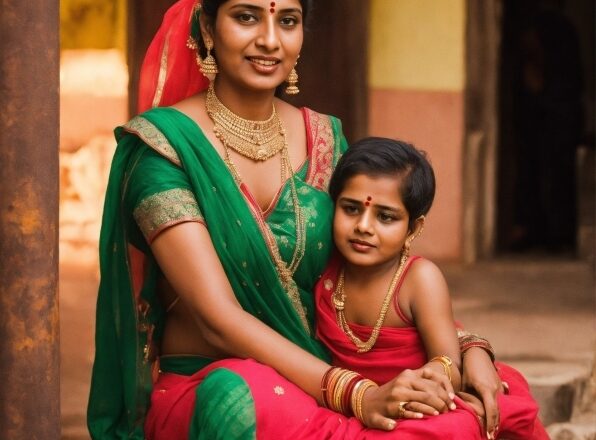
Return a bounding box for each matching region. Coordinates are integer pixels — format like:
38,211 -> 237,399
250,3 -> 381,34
122,117 -> 182,166
133,188 -> 204,243
305,110 -> 335,191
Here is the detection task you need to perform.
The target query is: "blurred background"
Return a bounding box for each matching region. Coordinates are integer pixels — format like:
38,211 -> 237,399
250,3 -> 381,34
58,0 -> 594,438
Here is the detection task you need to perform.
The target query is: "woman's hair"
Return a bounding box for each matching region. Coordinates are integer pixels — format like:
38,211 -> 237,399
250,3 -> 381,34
329,137 -> 436,230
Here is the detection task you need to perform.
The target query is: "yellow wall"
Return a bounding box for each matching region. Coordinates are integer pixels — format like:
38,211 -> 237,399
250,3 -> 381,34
61,0 -> 126,51
369,0 -> 465,91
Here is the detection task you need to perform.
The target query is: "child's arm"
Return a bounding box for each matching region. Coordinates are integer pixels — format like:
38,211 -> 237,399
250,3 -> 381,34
403,258 -> 462,391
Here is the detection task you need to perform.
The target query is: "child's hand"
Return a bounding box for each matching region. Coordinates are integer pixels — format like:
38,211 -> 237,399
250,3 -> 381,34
461,347 -> 504,438
359,368 -> 455,431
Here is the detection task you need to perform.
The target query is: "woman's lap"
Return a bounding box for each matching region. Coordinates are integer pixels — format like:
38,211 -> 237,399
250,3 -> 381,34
145,358 -> 491,439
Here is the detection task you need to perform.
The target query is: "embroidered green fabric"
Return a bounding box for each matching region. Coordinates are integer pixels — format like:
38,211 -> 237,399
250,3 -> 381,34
87,107 -> 347,439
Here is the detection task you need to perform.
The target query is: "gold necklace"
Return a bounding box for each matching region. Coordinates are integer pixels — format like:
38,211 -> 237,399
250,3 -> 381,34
206,83 -> 285,161
207,87 -> 310,333
332,251 -> 409,353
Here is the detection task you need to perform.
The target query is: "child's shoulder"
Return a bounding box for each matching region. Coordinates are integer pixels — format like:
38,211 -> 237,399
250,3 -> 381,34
403,256 -> 448,294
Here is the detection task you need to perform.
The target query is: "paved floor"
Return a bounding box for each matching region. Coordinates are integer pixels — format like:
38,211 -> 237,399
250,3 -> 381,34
60,254 -> 595,439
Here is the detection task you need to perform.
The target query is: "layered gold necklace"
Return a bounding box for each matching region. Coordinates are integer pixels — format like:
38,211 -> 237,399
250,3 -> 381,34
206,83 -> 285,161
205,84 -> 310,333
332,251 -> 409,353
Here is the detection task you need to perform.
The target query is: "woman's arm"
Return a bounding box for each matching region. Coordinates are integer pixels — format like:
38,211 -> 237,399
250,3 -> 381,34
151,222 -> 456,431
152,221 -> 330,399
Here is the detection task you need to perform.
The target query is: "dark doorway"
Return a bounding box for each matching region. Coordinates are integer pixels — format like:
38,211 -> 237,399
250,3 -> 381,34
497,0 -> 593,255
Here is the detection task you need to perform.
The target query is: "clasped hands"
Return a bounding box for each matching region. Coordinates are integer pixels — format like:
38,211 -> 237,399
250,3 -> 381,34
360,366 -> 456,431
360,350 -> 504,439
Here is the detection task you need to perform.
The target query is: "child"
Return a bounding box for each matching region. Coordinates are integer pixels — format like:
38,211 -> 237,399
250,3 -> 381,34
314,137 -> 547,439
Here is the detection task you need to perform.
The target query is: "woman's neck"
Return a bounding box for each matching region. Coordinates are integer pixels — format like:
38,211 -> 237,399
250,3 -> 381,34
212,78 -> 276,121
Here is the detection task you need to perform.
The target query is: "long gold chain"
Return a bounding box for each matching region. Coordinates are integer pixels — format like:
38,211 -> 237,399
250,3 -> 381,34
206,83 -> 285,161
332,251 -> 409,353
208,86 -> 310,332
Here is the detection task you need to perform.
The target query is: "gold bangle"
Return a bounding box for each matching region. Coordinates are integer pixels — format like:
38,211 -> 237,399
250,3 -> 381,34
351,379 -> 378,423
430,355 -> 453,382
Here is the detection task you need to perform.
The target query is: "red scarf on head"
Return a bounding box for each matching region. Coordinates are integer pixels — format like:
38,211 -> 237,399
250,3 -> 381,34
138,0 -> 210,112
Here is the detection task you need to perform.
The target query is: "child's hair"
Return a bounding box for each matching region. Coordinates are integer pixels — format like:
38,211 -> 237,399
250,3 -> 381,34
329,137 -> 436,230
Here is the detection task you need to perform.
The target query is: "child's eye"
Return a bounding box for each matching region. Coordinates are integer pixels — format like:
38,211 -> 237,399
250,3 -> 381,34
378,212 -> 396,223
341,205 -> 359,215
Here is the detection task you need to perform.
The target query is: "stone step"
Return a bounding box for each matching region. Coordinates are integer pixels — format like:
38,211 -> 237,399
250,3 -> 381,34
507,360 -> 592,427
547,422 -> 596,440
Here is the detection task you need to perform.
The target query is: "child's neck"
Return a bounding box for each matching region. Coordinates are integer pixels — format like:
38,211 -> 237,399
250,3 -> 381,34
343,257 -> 402,287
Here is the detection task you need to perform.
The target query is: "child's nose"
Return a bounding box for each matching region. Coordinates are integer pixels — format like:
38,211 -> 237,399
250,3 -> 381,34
355,211 -> 374,234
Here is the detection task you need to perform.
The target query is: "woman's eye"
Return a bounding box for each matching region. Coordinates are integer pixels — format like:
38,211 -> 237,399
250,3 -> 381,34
237,13 -> 257,23
280,16 -> 299,27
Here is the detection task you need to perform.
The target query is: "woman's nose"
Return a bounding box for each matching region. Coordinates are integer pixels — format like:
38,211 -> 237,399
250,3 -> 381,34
256,18 -> 280,51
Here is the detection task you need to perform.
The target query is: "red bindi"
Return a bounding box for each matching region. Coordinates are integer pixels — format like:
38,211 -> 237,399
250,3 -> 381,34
270,1 -> 275,13
270,7 -> 275,13
364,196 -> 372,206
364,201 -> 370,206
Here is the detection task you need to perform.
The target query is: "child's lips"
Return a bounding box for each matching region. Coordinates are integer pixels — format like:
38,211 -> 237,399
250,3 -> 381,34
349,239 -> 376,252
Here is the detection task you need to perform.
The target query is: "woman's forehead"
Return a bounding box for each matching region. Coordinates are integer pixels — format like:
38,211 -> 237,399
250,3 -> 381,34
223,0 -> 303,9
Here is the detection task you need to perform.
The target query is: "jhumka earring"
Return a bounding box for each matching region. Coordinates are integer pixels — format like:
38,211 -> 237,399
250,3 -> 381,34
285,59 -> 300,95
200,39 -> 218,81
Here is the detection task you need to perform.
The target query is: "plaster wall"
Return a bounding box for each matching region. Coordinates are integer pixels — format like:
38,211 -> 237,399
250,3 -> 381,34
369,0 -> 466,261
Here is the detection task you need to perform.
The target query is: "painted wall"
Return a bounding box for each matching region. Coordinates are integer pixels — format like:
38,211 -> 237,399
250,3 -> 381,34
61,0 -> 126,51
368,0 -> 466,261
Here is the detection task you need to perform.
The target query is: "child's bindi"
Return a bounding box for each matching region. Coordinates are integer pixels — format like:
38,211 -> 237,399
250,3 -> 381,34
364,196 -> 372,206
270,2 -> 275,13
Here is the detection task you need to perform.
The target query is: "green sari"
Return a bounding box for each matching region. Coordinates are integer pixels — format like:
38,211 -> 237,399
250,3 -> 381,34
87,106 -> 347,439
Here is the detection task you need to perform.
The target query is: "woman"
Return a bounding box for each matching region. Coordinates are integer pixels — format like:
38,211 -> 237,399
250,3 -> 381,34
87,0 -> 516,438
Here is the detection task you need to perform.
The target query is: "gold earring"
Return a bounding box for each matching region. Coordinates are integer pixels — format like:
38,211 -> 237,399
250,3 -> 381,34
402,240 -> 411,259
403,215 -> 425,255
285,60 -> 299,95
200,39 -> 218,81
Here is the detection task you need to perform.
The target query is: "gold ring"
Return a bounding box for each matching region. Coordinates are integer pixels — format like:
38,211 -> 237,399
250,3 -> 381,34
397,401 -> 409,418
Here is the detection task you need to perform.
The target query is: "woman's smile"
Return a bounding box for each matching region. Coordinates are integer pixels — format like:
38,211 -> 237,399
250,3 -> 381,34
246,55 -> 282,74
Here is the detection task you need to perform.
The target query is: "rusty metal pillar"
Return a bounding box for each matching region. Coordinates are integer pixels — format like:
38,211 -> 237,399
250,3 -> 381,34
0,1 -> 60,439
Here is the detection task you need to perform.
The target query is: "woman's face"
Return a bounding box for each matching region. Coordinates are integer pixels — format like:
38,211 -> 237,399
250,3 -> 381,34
204,0 -> 304,92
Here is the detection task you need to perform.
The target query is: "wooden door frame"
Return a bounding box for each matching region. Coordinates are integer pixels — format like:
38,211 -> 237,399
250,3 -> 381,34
463,0 -> 502,262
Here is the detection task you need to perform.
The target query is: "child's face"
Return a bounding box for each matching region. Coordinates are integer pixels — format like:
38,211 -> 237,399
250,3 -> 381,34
333,174 -> 411,270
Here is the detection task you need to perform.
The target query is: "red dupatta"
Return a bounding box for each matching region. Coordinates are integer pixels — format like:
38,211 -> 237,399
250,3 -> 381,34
138,0 -> 210,112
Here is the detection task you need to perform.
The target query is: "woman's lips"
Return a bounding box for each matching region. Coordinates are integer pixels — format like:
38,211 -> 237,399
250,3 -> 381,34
246,56 -> 281,74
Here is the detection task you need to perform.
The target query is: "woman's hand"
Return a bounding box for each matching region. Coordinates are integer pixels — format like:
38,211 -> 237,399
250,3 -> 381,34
359,368 -> 456,431
461,347 -> 504,438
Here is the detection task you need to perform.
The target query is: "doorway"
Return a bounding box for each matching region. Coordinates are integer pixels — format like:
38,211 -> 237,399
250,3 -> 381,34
497,0 -> 593,255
